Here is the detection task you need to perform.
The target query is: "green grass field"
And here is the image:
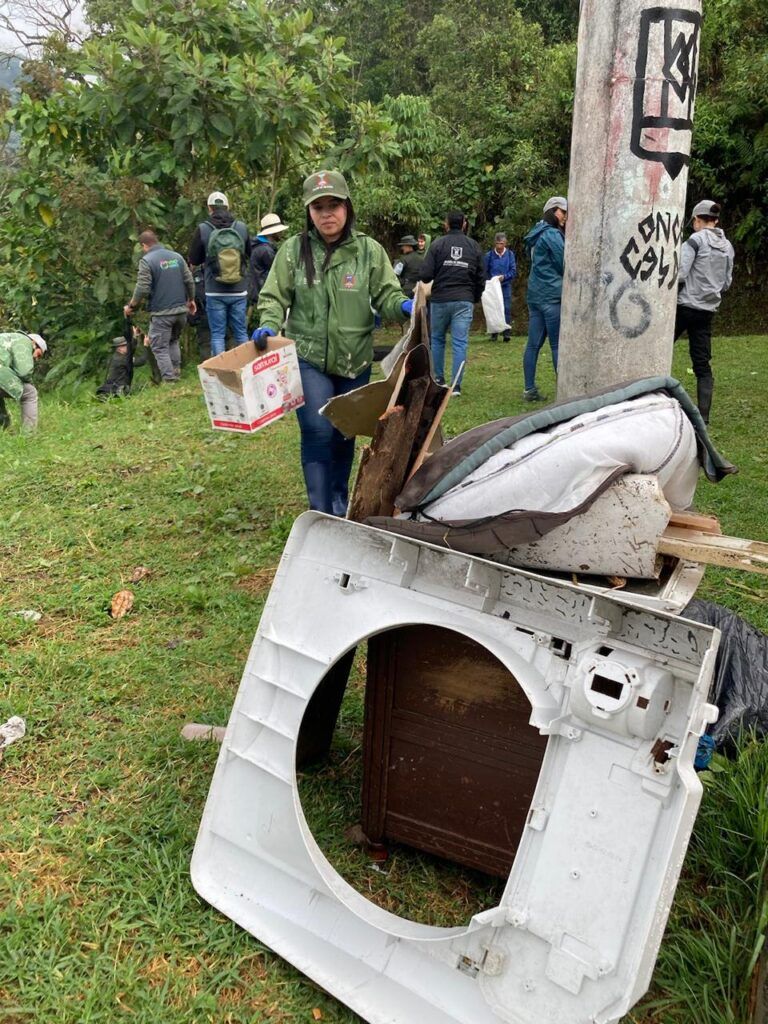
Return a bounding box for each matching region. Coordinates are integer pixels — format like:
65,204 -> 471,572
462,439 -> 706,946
1,331 -> 767,1024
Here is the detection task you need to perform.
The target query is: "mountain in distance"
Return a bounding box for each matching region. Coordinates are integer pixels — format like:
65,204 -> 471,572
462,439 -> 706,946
0,55 -> 22,96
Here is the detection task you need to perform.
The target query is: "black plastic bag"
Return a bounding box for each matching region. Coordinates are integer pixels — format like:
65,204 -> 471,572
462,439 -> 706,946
683,599 -> 768,751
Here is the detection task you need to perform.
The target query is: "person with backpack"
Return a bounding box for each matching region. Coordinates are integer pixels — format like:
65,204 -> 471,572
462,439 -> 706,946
253,169 -> 412,516
0,331 -> 47,430
124,230 -> 196,383
188,191 -> 252,356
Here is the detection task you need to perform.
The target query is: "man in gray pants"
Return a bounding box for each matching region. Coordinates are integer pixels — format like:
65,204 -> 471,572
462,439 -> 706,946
0,331 -> 47,431
124,230 -> 196,382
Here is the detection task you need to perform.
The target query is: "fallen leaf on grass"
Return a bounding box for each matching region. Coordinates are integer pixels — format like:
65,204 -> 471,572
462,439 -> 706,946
130,566 -> 152,583
312,1010 -> 323,1021
109,590 -> 134,619
344,824 -> 368,846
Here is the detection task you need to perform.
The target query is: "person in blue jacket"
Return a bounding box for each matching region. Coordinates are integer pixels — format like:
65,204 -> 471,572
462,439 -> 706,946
522,196 -> 567,401
484,232 -> 517,341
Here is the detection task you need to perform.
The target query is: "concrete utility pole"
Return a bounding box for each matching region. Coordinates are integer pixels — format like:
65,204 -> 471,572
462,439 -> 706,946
557,0 -> 703,400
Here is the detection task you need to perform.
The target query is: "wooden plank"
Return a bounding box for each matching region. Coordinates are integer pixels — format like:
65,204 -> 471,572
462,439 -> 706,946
668,511 -> 722,535
658,528 -> 768,576
349,377 -> 430,521
405,384 -> 453,483
385,359 -> 409,414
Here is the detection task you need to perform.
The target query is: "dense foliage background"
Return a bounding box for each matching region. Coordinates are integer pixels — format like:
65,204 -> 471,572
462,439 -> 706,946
0,0 -> 765,381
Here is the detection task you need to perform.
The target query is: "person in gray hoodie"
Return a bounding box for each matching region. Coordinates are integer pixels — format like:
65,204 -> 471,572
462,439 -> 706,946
675,200 -> 734,423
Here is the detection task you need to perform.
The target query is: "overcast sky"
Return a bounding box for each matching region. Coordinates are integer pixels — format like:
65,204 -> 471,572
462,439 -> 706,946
0,1 -> 87,58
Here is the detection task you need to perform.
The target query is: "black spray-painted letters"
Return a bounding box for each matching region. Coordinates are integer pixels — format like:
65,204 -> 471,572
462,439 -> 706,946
620,210 -> 682,289
630,7 -> 701,179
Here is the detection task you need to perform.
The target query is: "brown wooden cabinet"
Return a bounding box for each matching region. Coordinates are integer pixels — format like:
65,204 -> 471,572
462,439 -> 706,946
361,625 -> 548,878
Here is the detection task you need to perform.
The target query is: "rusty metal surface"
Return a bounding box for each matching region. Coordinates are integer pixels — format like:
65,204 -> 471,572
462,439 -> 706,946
362,625 -> 548,877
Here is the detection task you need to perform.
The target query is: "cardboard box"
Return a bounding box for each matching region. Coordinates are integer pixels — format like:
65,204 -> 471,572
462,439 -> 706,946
198,337 -> 304,433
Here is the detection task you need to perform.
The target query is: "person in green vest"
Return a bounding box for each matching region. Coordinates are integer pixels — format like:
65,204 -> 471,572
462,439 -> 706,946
0,331 -> 47,431
255,169 -> 412,516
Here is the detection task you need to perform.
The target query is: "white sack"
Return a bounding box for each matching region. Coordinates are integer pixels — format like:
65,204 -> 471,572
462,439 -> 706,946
481,277 -> 509,334
423,394 -> 699,520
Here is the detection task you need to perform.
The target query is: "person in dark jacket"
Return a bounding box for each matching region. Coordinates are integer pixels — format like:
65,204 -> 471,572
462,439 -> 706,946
188,191 -> 252,356
96,336 -> 133,398
187,267 -> 212,362
419,211 -> 484,396
485,232 -> 517,341
392,235 -> 424,299
522,196 -> 567,401
248,213 -> 288,325
124,230 -> 195,383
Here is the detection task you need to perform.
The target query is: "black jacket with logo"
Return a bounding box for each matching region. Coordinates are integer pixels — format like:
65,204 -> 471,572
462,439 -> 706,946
419,229 -> 484,303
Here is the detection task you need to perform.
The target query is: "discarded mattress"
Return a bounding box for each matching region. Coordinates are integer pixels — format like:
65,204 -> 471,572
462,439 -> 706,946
417,393 -> 697,522
369,377 -> 736,557
192,512 -> 720,1024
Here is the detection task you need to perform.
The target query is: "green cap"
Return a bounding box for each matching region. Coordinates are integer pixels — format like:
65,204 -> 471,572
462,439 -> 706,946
302,169 -> 350,206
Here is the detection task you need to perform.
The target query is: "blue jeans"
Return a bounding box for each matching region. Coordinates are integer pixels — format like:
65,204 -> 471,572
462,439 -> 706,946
430,300 -> 473,388
524,302 -> 561,391
502,288 -> 512,335
297,359 -> 371,516
206,294 -> 248,356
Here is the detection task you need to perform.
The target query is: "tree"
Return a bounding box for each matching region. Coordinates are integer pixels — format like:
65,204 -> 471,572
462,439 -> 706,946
0,0 -> 353,381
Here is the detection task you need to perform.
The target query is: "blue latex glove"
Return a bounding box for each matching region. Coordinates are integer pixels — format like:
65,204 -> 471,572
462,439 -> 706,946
401,299 -> 414,317
694,733 -> 715,771
251,326 -> 276,351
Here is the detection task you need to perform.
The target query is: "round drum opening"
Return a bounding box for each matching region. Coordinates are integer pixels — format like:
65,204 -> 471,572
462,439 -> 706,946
297,624 -> 548,928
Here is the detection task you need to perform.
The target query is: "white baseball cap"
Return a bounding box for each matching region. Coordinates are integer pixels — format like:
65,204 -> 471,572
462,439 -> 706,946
28,333 -> 47,353
259,213 -> 288,236
543,195 -> 568,214
207,191 -> 229,207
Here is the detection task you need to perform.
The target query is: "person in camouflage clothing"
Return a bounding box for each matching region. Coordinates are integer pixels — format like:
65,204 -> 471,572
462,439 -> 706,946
0,331 -> 47,430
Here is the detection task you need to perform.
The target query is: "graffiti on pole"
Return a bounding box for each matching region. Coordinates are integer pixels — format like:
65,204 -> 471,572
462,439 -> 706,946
630,7 -> 701,179
620,210 -> 682,289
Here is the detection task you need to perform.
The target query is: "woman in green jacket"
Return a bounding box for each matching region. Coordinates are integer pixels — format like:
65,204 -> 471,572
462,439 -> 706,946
255,170 -> 412,515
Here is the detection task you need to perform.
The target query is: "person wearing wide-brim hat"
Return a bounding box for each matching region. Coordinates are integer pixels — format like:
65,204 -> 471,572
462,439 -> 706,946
393,234 -> 424,300
248,212 -> 289,318
253,169 -> 412,516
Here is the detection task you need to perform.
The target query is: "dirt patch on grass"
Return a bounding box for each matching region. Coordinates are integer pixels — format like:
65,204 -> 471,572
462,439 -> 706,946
235,567 -> 277,595
2,848 -> 83,901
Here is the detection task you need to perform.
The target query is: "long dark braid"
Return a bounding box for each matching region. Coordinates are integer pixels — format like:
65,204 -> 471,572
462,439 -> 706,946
298,199 -> 356,286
